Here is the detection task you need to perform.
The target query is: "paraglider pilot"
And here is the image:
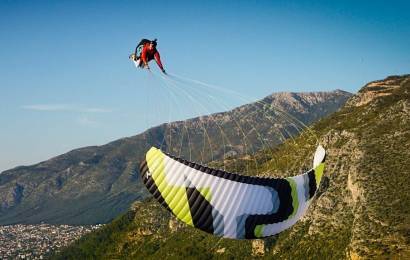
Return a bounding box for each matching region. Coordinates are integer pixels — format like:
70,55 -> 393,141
131,39 -> 166,74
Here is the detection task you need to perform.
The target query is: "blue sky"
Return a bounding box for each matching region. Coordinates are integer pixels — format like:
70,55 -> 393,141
1,0 -> 409,172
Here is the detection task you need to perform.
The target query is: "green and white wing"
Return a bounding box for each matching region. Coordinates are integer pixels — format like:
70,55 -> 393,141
140,145 -> 326,239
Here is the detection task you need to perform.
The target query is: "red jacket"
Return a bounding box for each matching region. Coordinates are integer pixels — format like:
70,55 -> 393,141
140,43 -> 164,71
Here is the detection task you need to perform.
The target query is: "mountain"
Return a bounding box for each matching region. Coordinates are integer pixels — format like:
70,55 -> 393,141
0,90 -> 351,225
54,75 -> 410,259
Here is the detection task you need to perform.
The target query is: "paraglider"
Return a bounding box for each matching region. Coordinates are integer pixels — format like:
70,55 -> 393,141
130,38 -> 166,74
140,145 -> 326,239
131,36 -> 328,240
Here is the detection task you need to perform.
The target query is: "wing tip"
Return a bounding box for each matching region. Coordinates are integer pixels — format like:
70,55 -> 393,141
313,144 -> 326,168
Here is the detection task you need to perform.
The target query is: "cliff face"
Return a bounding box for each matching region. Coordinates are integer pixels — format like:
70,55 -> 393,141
268,75 -> 410,259
0,90 -> 351,225
55,75 -> 410,259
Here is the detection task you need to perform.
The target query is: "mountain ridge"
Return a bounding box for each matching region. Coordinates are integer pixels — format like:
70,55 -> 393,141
54,74 -> 410,259
0,90 -> 352,225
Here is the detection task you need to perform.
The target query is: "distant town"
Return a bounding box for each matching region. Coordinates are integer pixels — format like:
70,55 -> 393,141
0,224 -> 102,259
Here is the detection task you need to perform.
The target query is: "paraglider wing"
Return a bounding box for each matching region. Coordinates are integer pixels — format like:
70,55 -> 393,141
140,145 -> 326,239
